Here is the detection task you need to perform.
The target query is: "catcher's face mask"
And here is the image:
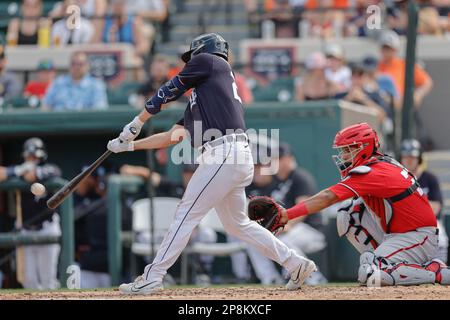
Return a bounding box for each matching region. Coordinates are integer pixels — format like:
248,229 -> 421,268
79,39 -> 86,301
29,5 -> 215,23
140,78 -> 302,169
332,143 -> 363,178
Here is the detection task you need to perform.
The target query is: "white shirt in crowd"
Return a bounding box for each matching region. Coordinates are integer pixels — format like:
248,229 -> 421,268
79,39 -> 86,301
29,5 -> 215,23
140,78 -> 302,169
126,0 -> 165,15
325,66 -> 352,92
51,17 -> 94,45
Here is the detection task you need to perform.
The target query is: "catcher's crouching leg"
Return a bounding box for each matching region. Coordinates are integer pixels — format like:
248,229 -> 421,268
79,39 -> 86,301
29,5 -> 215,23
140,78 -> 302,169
357,252 -> 450,286
336,200 -> 382,254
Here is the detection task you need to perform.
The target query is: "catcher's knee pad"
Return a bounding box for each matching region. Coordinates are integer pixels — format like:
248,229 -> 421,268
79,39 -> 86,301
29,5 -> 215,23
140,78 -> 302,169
357,252 -> 390,284
336,201 -> 378,254
381,263 -> 435,286
357,251 -> 378,284
424,259 -> 450,285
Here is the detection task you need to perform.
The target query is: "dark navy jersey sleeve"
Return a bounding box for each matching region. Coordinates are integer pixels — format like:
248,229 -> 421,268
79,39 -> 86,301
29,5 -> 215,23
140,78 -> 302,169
419,171 -> 443,204
177,54 -> 213,88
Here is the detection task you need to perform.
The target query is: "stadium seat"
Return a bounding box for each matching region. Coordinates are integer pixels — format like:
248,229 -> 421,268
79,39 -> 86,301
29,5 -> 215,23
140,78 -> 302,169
107,81 -> 141,106
180,208 -> 246,284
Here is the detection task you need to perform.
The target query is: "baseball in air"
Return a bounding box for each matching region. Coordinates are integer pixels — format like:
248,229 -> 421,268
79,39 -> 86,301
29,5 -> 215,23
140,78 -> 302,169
31,183 -> 46,196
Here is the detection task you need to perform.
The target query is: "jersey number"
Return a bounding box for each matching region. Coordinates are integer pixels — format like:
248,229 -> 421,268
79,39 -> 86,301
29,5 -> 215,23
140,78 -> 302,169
230,72 -> 242,104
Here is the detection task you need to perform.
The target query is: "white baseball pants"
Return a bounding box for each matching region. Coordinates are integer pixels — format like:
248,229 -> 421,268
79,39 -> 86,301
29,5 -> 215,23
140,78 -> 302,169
143,136 -> 307,283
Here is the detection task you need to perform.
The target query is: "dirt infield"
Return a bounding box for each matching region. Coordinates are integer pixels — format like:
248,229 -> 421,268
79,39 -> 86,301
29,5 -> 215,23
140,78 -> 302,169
1,284 -> 450,300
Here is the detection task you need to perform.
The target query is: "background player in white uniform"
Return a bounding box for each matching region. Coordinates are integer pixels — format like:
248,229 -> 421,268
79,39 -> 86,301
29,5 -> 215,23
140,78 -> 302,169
107,33 -> 316,294
0,138 -> 61,289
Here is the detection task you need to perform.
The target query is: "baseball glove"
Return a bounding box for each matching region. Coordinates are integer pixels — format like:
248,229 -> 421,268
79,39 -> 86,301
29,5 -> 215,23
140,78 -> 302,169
247,196 -> 286,235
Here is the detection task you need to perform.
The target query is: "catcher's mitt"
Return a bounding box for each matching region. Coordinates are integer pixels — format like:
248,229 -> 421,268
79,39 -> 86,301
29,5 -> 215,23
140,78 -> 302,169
247,196 -> 286,235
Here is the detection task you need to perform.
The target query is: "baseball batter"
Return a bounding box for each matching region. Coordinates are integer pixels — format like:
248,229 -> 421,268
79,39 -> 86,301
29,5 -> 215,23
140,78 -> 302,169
107,33 -> 316,294
278,123 -> 450,286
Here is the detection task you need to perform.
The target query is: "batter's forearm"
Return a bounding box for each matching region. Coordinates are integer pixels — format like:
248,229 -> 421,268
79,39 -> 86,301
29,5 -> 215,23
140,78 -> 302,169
133,132 -> 173,150
133,124 -> 186,151
138,109 -> 153,123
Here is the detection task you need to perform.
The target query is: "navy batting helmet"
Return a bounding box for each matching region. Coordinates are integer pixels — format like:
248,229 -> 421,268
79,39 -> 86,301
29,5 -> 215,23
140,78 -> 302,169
23,137 -> 47,162
400,139 -> 422,164
181,33 -> 229,63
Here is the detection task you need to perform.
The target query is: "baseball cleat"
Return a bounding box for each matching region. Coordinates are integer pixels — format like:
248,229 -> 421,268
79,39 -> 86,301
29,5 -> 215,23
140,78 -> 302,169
119,276 -> 164,295
286,259 -> 317,291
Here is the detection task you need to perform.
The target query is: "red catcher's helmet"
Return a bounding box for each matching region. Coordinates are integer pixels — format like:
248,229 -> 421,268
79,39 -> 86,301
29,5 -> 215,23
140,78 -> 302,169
332,123 -> 380,178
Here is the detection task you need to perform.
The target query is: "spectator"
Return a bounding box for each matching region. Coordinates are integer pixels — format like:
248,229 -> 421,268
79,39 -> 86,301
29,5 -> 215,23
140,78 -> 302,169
362,56 -> 399,108
0,45 -> 22,100
432,0 -> 450,33
263,0 -> 299,38
377,30 -> 433,108
324,43 -> 351,93
386,0 -> 409,35
133,55 -> 170,108
126,0 -> 168,22
103,0 -> 151,57
347,0 -> 386,37
51,0 -> 95,45
295,52 -> 338,101
0,138 -> 62,290
229,52 -> 253,105
341,64 -> 387,122
302,0 -> 348,38
7,0 -> 50,46
51,0 -> 108,43
400,139 -> 448,263
43,52 -> 108,110
24,59 -> 56,99
418,5 -> 445,35
125,0 -> 168,50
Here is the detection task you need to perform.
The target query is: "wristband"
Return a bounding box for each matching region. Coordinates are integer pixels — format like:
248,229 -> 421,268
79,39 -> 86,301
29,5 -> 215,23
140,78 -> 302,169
287,201 -> 309,220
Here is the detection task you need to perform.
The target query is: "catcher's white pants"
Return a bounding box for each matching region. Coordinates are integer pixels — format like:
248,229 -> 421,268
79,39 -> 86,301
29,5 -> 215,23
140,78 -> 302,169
21,214 -> 61,290
143,136 -> 307,283
337,200 -> 440,285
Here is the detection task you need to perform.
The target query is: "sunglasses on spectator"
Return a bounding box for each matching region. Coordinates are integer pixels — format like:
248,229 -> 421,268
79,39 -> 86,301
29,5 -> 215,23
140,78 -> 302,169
71,61 -> 87,67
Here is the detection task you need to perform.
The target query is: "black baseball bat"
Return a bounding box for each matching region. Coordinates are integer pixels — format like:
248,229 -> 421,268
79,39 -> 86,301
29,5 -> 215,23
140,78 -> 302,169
47,150 -> 112,209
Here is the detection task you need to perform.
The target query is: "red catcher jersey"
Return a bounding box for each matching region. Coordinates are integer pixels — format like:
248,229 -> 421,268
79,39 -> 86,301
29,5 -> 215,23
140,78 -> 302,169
328,161 -> 437,233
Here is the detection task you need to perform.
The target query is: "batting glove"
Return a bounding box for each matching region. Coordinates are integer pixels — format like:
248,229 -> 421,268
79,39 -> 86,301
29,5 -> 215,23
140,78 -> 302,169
119,116 -> 144,143
107,138 -> 134,153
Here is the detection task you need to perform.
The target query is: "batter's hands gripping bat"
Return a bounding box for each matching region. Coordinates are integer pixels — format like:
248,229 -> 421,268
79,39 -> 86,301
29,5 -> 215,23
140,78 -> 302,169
47,150 -> 112,209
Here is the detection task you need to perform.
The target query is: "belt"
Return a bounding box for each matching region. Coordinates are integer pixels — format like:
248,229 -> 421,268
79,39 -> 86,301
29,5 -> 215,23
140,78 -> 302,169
200,133 -> 249,153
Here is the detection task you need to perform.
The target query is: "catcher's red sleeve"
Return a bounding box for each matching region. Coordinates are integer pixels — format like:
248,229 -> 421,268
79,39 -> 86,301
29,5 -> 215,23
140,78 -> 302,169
286,201 -> 308,220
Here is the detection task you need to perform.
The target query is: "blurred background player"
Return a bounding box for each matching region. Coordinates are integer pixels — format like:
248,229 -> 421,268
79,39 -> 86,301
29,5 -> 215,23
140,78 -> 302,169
0,138 -> 62,289
400,139 -> 448,263
73,165 -> 111,289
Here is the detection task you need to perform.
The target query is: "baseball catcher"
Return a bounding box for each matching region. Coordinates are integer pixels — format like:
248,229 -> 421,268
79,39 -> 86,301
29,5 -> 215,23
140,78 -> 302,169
250,123 -> 450,286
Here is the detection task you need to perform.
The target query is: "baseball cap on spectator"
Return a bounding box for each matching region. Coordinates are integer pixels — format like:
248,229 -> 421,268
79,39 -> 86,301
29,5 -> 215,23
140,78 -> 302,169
37,59 -> 55,71
350,63 -> 365,76
362,56 -> 379,72
379,30 -> 400,50
278,143 -> 293,158
324,43 -> 345,60
305,52 -> 327,70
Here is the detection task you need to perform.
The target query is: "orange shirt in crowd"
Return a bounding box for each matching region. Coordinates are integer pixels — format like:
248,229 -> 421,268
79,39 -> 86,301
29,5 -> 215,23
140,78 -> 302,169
378,57 -> 431,97
305,0 -> 349,9
234,72 -> 253,105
